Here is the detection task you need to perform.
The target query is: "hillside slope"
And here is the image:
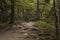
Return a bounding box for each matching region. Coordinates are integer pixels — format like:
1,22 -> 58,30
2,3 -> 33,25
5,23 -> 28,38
0,22 -> 55,40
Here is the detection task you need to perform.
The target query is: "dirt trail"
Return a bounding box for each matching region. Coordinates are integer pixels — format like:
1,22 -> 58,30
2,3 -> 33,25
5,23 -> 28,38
0,22 -> 55,40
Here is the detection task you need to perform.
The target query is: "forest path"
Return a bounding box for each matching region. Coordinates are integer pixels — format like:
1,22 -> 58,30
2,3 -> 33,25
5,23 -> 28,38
0,22 -> 55,40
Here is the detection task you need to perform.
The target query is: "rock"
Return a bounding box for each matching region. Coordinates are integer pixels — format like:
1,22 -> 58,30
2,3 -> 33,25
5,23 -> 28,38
24,33 -> 28,36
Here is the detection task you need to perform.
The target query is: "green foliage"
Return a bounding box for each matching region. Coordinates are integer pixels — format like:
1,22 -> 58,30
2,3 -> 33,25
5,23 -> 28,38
45,0 -> 50,3
0,22 -> 10,31
37,21 -> 54,29
53,37 -> 60,40
0,22 -> 9,26
0,0 -> 55,23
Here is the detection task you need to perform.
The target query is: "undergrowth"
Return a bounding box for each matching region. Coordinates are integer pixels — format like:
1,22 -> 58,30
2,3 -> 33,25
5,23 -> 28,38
36,21 -> 55,29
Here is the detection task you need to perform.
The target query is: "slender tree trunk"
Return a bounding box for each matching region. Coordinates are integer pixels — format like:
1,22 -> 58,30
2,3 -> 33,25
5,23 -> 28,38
57,0 -> 60,28
10,0 -> 15,24
0,0 -> 2,22
36,0 -> 40,20
0,0 -> 3,22
22,8 -> 24,21
53,0 -> 59,39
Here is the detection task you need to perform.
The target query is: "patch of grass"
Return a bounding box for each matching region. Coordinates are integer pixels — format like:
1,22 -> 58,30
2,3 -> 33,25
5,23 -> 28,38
53,38 -> 60,40
36,21 -> 55,29
0,22 -> 10,31
0,22 -> 10,26
14,20 -> 25,23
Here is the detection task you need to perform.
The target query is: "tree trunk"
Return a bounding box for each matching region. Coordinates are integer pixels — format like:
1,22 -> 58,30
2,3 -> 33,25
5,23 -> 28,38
53,0 -> 59,39
0,0 -> 4,22
57,0 -> 60,29
36,0 -> 40,20
10,0 -> 15,24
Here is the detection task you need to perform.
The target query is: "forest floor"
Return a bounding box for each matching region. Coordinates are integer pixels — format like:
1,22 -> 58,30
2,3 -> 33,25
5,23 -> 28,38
0,22 -> 57,40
